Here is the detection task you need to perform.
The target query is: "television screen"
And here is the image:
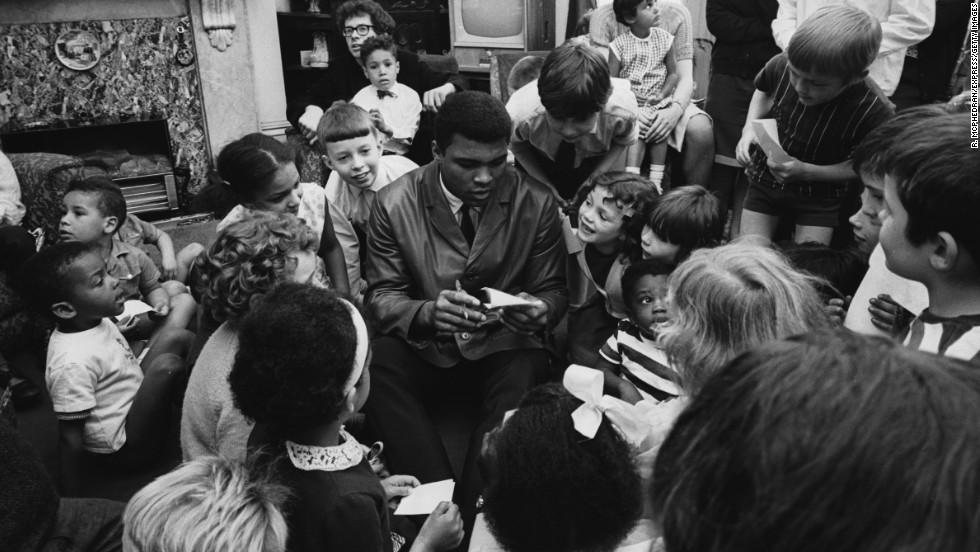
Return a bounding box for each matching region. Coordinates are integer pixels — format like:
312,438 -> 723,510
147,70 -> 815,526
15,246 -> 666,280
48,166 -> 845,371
460,0 -> 524,38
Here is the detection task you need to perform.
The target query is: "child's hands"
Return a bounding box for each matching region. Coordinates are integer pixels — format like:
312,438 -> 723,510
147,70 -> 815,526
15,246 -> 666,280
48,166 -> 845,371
767,157 -> 808,184
149,299 -> 170,319
415,502 -> 464,552
826,296 -> 852,327
610,376 -> 644,405
115,315 -> 139,335
380,474 -> 420,509
735,131 -> 758,166
161,253 -> 178,282
869,294 -> 915,336
369,109 -> 394,138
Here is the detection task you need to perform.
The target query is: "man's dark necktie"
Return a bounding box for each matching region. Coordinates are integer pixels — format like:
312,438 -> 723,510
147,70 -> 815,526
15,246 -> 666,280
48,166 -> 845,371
459,205 -> 476,246
377,89 -> 394,99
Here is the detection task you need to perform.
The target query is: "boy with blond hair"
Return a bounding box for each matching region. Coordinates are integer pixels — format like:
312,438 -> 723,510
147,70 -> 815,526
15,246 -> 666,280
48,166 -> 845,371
736,5 -> 893,245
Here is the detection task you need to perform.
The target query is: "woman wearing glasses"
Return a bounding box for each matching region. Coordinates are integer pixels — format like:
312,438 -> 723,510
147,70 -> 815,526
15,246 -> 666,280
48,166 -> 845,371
288,0 -> 468,164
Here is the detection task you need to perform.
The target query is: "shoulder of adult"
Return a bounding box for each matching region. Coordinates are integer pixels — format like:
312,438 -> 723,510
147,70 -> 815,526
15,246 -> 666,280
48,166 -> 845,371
659,0 -> 693,26
510,165 -> 560,208
300,181 -> 327,198
396,47 -> 421,66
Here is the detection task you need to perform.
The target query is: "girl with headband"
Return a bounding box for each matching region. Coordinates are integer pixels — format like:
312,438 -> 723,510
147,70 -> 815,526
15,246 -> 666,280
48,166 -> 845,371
229,282 -> 464,552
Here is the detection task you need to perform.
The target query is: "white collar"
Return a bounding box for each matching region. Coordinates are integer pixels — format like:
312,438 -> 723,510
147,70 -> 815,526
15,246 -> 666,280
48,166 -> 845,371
285,429 -> 363,472
439,170 -> 466,216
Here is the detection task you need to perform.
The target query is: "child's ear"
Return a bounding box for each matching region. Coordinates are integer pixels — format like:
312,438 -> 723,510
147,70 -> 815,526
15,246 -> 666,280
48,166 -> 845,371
363,66 -> 370,79
51,300 -> 77,321
930,231 -> 959,272
431,140 -> 443,161
342,386 -> 358,415
321,154 -> 335,171
103,215 -> 119,236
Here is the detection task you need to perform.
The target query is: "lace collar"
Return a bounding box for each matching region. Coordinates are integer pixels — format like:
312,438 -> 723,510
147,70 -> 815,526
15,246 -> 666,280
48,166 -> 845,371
285,429 -> 363,472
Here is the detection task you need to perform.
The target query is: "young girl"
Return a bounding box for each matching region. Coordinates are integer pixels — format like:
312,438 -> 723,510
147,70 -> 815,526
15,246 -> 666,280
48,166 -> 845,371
473,383 -> 644,552
182,212 -> 319,463
229,283 -> 463,552
566,171 -> 657,366
658,240 -> 830,393
636,185 -> 723,267
652,331 -> 980,552
207,133 -> 351,297
608,0 -> 679,189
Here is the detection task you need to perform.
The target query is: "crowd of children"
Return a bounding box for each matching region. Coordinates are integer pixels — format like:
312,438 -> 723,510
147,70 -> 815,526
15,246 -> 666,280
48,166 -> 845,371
2,0 -> 978,550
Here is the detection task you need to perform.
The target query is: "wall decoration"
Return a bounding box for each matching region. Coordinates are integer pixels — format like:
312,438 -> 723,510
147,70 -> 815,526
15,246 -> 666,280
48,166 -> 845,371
54,29 -> 101,71
201,0 -> 236,51
0,17 -> 211,197
175,24 -> 195,66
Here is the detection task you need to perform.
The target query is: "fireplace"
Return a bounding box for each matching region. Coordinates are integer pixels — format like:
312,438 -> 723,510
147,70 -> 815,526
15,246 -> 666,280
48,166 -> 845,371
1,117 -> 181,216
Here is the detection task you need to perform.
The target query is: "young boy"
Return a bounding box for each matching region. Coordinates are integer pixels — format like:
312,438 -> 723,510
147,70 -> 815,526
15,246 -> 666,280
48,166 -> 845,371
116,212 -> 204,290
123,456 -> 289,552
319,103 -> 418,295
350,33 -> 423,156
506,55 -> 545,97
19,242 -> 191,495
736,5 -> 894,246
596,259 -> 680,403
507,40 -> 639,202
874,110 -> 980,363
59,177 -> 196,346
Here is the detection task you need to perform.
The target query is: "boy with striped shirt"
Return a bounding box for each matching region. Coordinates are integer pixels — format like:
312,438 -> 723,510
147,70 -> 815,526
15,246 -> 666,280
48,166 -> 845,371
597,259 -> 681,403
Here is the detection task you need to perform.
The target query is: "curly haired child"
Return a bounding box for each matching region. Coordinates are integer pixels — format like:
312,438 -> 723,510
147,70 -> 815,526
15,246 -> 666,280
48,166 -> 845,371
652,330 -> 980,552
230,283 -> 464,552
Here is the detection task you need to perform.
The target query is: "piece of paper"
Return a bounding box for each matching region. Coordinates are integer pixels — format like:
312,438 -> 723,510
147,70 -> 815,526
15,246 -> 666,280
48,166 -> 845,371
479,288 -> 541,310
119,300 -> 154,322
394,479 -> 455,516
751,119 -> 792,164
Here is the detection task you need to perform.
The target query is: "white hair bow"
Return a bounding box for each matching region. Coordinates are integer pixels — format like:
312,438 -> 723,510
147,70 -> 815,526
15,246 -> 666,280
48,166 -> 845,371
563,365 -> 656,449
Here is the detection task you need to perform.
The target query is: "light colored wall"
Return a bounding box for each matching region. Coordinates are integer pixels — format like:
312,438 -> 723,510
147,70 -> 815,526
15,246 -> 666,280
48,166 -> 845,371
0,0 -> 188,24
245,0 -> 290,138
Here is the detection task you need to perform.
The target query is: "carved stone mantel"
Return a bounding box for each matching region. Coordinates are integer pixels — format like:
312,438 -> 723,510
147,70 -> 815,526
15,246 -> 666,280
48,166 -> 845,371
201,0 -> 236,51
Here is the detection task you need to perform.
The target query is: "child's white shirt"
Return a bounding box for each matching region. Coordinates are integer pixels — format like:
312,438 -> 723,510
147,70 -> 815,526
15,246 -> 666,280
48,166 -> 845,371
350,82 -> 423,155
45,319 -> 143,453
324,155 -> 418,232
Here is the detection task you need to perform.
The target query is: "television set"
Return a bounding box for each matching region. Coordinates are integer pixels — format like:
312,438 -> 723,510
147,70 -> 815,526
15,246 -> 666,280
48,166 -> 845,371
448,0 -> 555,72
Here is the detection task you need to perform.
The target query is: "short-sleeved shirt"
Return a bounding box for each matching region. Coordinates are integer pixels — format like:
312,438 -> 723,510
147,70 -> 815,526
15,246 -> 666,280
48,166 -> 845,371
507,78 -> 639,168
589,1 -> 694,61
325,155 -> 418,233
610,28 -> 675,108
746,53 -> 894,199
45,319 -> 144,453
350,83 -> 423,156
900,310 -> 980,365
599,319 -> 682,401
115,214 -> 162,248
106,239 -> 162,301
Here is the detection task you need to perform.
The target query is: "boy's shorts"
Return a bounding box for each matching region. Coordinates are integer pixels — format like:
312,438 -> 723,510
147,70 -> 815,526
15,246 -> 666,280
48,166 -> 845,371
743,181 -> 842,227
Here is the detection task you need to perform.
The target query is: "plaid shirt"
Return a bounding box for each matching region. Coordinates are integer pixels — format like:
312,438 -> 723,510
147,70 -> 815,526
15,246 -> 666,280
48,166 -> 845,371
610,28 -> 674,108
747,53 -> 893,199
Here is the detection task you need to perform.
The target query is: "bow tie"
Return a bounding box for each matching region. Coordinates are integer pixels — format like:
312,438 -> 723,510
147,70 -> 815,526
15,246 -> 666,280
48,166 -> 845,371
377,89 -> 394,99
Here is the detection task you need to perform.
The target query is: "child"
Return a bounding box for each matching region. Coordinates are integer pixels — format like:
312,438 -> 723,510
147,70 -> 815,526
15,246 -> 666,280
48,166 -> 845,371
637,184 -> 723,266
116,213 -> 203,289
658,240 -> 829,392
59,177 -> 196,347
19,242 -> 191,496
609,0 -> 679,190
123,456 -> 289,552
874,111 -> 980,362
320,102 -> 418,280
566,171 -> 658,366
597,259 -> 679,403
506,55 -> 545,97
211,133 -> 351,297
507,40 -> 639,201
351,34 -> 423,156
779,241 -> 867,303
229,283 -> 464,552
736,5 -> 893,246
474,383 -> 643,552
652,330 -> 980,552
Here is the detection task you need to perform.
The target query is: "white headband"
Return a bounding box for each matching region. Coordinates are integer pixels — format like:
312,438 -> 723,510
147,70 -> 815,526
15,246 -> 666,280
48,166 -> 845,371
340,299 -> 369,395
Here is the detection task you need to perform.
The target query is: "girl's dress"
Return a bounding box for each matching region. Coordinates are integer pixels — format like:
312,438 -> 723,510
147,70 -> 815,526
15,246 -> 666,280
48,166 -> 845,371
611,28 -> 675,117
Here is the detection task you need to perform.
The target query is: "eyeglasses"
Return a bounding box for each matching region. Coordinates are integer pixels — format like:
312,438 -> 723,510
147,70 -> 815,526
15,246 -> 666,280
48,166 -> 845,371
342,24 -> 374,37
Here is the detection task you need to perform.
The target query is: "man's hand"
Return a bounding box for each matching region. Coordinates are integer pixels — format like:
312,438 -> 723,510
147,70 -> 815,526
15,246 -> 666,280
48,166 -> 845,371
425,289 -> 486,333
643,102 -> 682,143
298,105 -> 324,145
500,293 -> 548,335
767,157 -> 808,184
414,502 -> 464,552
380,474 -> 419,509
422,83 -> 455,112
